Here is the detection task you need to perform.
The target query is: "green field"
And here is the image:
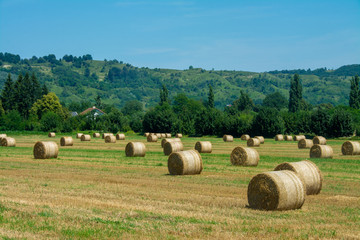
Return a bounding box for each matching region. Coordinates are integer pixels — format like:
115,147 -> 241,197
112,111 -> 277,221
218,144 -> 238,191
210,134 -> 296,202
0,133 -> 359,239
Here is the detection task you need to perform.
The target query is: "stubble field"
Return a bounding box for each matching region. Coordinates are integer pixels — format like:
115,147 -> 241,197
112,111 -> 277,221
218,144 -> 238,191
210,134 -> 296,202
0,133 -> 359,239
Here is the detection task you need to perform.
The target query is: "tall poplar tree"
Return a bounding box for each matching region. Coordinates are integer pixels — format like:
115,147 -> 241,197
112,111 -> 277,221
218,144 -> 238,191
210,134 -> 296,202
207,85 -> 214,108
0,73 -> 15,112
349,75 -> 360,109
159,84 -> 169,105
288,73 -> 302,112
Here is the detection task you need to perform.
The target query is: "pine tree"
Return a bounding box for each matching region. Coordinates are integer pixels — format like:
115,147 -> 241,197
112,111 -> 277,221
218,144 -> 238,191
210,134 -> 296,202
349,75 -> 360,109
30,72 -> 42,102
0,73 -> 15,112
14,73 -> 33,118
207,85 -> 214,108
288,73 -> 302,112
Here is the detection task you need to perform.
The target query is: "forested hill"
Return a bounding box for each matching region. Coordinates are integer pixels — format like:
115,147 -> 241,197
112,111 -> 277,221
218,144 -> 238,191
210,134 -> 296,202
0,52 -> 359,108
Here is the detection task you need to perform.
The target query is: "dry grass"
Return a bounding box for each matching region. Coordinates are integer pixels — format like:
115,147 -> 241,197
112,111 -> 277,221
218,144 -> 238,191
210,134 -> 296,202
0,134 -> 359,239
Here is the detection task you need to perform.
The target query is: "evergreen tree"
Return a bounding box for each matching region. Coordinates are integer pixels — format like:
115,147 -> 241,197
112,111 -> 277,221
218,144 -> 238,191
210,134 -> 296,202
14,73 -> 33,118
349,75 -> 360,109
42,83 -> 49,96
95,94 -> 102,109
0,100 -> 4,116
159,84 -> 169,105
0,73 -> 15,112
207,85 -> 214,108
289,73 -> 302,112
30,73 -> 42,102
233,90 -> 254,112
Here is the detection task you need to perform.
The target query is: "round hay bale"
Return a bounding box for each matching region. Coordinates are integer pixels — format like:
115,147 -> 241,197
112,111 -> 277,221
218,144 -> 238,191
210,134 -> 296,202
147,134 -> 158,142
125,142 -> 146,157
194,141 -> 212,153
161,133 -> 166,138
274,160 -> 322,195
165,133 -> 172,138
275,134 -> 284,141
1,137 -> 16,147
144,132 -> 150,137
156,133 -> 162,139
76,133 -> 83,139
60,137 -> 73,146
294,135 -> 305,141
81,134 -> 91,141
176,133 -> 183,138
341,141 -> 360,155
33,141 -> 59,159
116,133 -> 125,140
164,141 -> 184,156
223,135 -> 234,142
254,136 -> 265,144
285,135 -> 293,141
93,133 -> 100,138
48,132 -> 55,138
247,170 -> 306,210
241,134 -> 250,141
161,138 -> 181,148
230,146 -> 259,166
105,135 -> 116,143
0,134 -> 7,140
313,136 -> 326,145
102,133 -> 113,139
247,138 -> 260,147
298,139 -> 313,149
168,150 -> 203,175
310,144 -> 333,158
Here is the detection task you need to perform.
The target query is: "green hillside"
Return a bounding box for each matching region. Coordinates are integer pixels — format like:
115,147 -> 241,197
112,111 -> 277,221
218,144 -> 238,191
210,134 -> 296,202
0,53 -> 358,108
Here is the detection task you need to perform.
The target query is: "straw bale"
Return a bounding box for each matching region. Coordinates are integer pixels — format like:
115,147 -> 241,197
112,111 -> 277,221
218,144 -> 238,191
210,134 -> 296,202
176,133 -> 183,138
105,135 -> 116,143
223,135 -> 234,142
147,134 -> 158,142
76,133 -> 83,139
156,133 -> 162,139
274,160 -> 322,195
93,133 -> 100,138
166,133 -> 172,138
125,142 -> 146,157
116,133 -> 125,140
254,136 -> 265,144
313,136 -> 326,145
102,133 -> 113,139
168,150 -> 203,175
341,141 -> 360,155
81,134 -> 91,141
194,141 -> 212,153
285,135 -> 293,141
48,132 -> 55,138
0,134 -> 7,140
164,141 -> 184,156
247,138 -> 260,147
298,139 -> 313,149
275,134 -> 284,141
230,146 -> 259,166
294,135 -> 305,141
247,170 -> 306,210
144,132 -> 150,137
241,134 -> 250,141
310,144 -> 333,158
161,133 -> 166,138
60,137 -> 73,146
161,138 -> 181,148
1,137 -> 16,147
33,141 -> 58,159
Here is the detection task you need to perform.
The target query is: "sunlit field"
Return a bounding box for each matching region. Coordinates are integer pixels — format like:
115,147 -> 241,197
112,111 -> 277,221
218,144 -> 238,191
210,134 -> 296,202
0,133 -> 359,239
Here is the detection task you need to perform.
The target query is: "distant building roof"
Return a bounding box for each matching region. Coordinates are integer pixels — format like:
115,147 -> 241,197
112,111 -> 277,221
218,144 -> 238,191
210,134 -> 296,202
79,106 -> 105,116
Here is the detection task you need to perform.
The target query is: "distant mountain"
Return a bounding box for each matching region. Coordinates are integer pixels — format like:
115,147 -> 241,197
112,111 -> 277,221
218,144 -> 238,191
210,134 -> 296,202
0,52 -> 358,108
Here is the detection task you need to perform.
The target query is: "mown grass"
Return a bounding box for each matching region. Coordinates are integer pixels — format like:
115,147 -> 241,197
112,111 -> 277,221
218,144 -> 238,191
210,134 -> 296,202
0,134 -> 359,239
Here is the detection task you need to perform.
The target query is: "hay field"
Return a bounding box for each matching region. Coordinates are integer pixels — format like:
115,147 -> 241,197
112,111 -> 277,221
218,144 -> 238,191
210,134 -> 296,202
0,133 -> 359,239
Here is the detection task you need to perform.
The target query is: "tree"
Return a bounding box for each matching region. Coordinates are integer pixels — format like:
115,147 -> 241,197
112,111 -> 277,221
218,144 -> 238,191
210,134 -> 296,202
233,90 -> 254,112
143,103 -> 175,133
159,84 -> 169,105
95,94 -> 102,109
84,67 -> 90,77
207,85 -> 215,108
329,109 -> 353,137
263,92 -> 288,110
14,73 -> 33,118
122,100 -> 143,116
289,73 -> 302,112
30,73 -> 42,102
311,108 -> 331,137
30,92 -> 66,119
251,107 -> 285,137
42,83 -> 49,96
0,100 -> 4,116
349,75 -> 360,109
0,73 -> 14,112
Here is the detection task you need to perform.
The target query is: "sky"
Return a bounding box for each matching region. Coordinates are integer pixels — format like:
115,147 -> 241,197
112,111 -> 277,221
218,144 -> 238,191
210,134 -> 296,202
0,0 -> 359,72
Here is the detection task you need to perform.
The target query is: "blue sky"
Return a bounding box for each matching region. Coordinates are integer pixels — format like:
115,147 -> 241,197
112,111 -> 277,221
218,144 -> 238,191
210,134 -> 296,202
0,0 -> 359,72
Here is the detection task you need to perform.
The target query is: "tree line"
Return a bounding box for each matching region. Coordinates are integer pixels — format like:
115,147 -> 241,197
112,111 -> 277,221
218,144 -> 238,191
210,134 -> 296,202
0,72 -> 359,138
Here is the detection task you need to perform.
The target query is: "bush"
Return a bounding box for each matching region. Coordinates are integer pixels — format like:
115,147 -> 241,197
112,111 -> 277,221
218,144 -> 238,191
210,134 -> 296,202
251,107 -> 285,137
40,111 -> 63,132
329,109 -> 353,137
142,103 -> 176,133
1,110 -> 25,131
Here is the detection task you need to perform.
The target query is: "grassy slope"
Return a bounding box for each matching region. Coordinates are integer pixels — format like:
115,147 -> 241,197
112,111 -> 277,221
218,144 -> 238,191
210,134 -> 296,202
0,134 -> 359,239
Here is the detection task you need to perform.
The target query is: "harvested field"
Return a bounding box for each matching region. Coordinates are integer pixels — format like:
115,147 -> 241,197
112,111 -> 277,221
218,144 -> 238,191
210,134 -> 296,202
0,133 -> 359,239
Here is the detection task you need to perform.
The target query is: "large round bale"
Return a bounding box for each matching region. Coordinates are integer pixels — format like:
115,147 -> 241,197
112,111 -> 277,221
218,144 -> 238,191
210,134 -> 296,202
313,136 -> 326,145
144,132 -> 150,137
341,141 -> 360,155
161,138 -> 181,148
161,133 -> 166,138
176,133 -> 183,138
147,134 -> 158,142
285,135 -> 293,141
223,135 -> 234,142
48,132 -> 55,138
60,137 -> 73,146
105,135 -> 116,143
125,142 -> 146,157
33,141 -> 59,159
164,141 -> 184,156
168,150 -> 203,175
116,133 -> 125,140
247,138 -> 261,147
298,139 -> 313,149
241,134 -> 250,141
156,133 -> 162,139
76,133 -> 83,139
254,136 -> 265,144
275,134 -> 284,141
230,146 -> 259,166
310,144 -> 333,158
81,134 -> 91,141
165,133 -> 172,138
294,135 -> 305,141
247,170 -> 306,210
93,133 -> 100,138
0,134 -> 7,140
102,133 -> 113,139
1,137 -> 16,147
194,141 -> 212,153
274,160 -> 322,195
